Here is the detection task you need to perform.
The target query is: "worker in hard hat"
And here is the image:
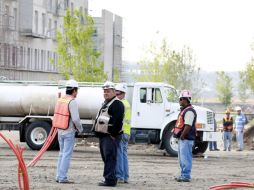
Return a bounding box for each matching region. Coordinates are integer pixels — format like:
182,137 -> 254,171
222,109 -> 233,151
234,106 -> 246,151
55,79 -> 83,183
93,81 -> 125,187
173,90 -> 197,182
115,83 -> 131,184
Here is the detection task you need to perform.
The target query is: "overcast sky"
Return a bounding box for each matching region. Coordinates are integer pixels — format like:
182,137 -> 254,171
89,0 -> 254,72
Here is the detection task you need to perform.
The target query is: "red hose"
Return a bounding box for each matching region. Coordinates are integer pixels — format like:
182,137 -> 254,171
27,127 -> 58,167
210,181 -> 254,189
0,132 -> 30,190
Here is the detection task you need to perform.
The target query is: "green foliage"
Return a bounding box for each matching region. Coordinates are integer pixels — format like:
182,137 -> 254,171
243,58 -> 254,92
136,39 -> 205,100
238,71 -> 249,103
113,68 -> 120,82
215,71 -> 233,106
56,9 -> 106,82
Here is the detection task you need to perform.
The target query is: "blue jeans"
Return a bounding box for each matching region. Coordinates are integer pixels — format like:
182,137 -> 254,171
236,131 -> 244,150
56,131 -> 75,182
209,141 -> 218,150
178,139 -> 194,180
223,131 -> 232,151
116,134 -> 130,181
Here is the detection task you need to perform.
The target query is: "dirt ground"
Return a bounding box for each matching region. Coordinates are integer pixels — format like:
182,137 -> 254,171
1,131 -> 254,190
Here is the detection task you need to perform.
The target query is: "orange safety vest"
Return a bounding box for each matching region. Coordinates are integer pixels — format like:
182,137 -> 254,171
53,95 -> 74,130
172,105 -> 193,137
223,117 -> 233,131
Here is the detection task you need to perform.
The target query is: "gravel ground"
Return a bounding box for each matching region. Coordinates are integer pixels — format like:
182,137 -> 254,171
1,130 -> 254,190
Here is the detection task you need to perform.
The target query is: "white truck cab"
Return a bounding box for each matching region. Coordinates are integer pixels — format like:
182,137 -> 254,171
128,82 -> 220,156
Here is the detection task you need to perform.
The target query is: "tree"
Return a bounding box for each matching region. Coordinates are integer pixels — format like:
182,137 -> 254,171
238,71 -> 249,103
215,71 -> 233,106
56,9 -> 106,82
136,39 -> 204,100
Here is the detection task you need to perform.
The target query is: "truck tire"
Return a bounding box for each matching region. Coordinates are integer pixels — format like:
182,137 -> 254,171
25,121 -> 58,150
192,141 -> 208,155
163,125 -> 178,157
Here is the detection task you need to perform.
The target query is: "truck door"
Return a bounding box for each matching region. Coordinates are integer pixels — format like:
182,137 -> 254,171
134,87 -> 165,129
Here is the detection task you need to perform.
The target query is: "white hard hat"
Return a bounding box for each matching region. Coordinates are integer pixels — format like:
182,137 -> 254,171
179,89 -> 192,99
102,81 -> 115,90
235,106 -> 241,111
66,79 -> 79,88
115,83 -> 127,93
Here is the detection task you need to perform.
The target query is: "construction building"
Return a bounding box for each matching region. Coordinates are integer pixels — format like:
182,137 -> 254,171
0,0 -> 122,81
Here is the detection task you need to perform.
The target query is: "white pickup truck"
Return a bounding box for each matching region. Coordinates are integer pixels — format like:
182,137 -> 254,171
0,81 -> 219,156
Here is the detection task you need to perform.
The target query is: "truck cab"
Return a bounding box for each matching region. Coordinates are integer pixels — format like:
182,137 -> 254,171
128,82 -> 220,156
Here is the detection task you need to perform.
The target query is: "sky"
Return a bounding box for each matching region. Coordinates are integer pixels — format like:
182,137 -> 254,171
89,0 -> 254,72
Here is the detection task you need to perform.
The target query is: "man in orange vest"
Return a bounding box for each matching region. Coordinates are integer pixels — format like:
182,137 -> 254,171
174,90 -> 197,182
222,109 -> 233,151
55,79 -> 83,183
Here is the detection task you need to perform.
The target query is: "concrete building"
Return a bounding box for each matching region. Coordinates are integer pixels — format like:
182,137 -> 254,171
93,9 -> 123,81
0,0 -> 122,81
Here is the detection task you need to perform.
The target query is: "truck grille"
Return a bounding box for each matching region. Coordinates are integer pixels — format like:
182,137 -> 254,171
207,111 -> 214,124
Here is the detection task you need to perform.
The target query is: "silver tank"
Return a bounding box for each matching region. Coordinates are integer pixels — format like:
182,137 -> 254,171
0,81 -> 105,119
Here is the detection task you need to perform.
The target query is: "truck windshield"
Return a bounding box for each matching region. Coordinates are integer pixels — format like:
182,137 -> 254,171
164,87 -> 178,103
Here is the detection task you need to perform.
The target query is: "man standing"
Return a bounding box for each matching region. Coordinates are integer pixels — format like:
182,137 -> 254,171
209,113 -> 220,151
115,83 -> 131,184
222,109 -> 233,151
55,79 -> 83,183
93,81 -> 125,187
173,90 -> 197,182
234,106 -> 245,151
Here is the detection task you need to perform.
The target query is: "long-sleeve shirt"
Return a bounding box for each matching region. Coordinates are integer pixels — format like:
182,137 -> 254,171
95,96 -> 125,138
235,113 -> 246,131
58,98 -> 83,135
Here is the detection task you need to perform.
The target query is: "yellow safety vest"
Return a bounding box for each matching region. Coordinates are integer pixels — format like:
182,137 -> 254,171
122,99 -> 131,135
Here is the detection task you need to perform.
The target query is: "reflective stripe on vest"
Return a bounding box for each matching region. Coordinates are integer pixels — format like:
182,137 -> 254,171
53,95 -> 73,130
94,97 -> 118,134
175,105 -> 193,129
122,99 -> 131,135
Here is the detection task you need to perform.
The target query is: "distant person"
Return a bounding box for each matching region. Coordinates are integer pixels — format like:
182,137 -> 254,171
222,109 -> 233,151
209,113 -> 220,151
173,90 -> 196,182
115,83 -> 132,184
93,81 -> 125,187
234,106 -> 246,151
55,79 -> 83,183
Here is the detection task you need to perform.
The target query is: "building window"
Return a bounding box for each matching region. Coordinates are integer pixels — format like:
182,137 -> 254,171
4,6 -> 9,28
13,8 -> 17,30
12,46 -> 17,67
27,48 -> 31,70
47,51 -> 50,71
48,18 -> 52,37
64,0 -> 69,9
35,11 -> 38,34
34,49 -> 38,70
42,13 -> 46,35
54,20 -> 57,37
20,47 -> 23,68
0,44 -> 2,66
41,50 -> 44,70
49,0 -> 53,12
71,2 -> 74,15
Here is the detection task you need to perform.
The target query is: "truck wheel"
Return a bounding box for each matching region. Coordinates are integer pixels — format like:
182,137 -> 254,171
192,141 -> 208,155
25,121 -> 58,150
163,125 -> 178,157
